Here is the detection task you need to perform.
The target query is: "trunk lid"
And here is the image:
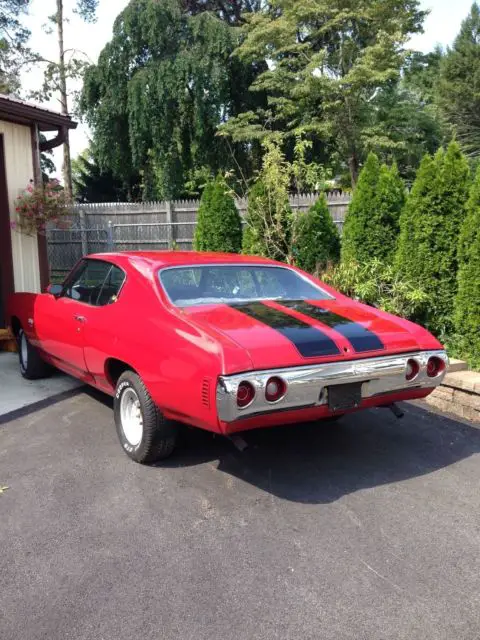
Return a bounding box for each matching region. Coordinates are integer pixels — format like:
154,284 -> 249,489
183,298 -> 430,372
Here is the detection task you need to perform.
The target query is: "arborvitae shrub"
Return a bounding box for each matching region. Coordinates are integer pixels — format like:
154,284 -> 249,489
193,175 -> 242,253
454,165 -> 480,368
395,141 -> 470,335
342,154 -> 405,264
294,195 -> 341,273
370,163 -> 405,264
341,152 -> 380,263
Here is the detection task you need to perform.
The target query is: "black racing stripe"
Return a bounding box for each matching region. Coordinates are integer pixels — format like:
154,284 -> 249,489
229,302 -> 340,358
280,300 -> 385,353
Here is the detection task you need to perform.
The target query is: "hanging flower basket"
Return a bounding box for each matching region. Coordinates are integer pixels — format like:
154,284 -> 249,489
13,179 -> 72,235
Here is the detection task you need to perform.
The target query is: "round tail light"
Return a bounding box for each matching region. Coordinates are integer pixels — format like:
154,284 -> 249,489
406,359 -> 420,381
237,381 -> 255,408
427,356 -> 445,378
265,376 -> 287,403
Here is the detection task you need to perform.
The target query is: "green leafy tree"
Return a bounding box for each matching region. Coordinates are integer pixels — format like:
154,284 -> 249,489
193,175 -> 242,253
396,141 -> 471,335
0,0 -> 32,93
341,153 -> 380,263
454,166 -> 480,368
364,84 -> 445,183
294,196 -> 340,274
403,48 -> 444,105
242,140 -> 293,262
437,3 -> 480,156
80,0 -> 265,201
224,0 -> 426,187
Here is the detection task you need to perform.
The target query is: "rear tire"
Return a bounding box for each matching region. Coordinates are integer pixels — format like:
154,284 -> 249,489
114,370 -> 178,464
18,328 -> 52,380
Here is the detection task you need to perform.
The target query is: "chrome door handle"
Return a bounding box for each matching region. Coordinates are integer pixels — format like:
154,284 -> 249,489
74,315 -> 86,323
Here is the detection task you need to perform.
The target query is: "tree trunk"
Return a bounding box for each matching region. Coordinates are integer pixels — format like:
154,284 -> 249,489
57,0 -> 73,201
348,152 -> 359,189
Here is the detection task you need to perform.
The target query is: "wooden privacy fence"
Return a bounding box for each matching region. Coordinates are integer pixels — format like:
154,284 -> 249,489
47,192 -> 351,280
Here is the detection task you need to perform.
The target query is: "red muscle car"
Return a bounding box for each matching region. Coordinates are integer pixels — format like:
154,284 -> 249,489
8,251 -> 448,463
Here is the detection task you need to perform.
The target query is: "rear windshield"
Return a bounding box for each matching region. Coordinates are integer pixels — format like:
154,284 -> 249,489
159,265 -> 332,307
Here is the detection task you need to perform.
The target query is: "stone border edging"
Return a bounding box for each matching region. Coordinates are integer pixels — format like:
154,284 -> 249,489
427,359 -> 480,423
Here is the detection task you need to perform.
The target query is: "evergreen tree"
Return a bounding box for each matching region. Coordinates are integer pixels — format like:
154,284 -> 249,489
437,3 -> 480,156
341,153 -> 380,264
294,196 -> 341,274
369,163 -> 405,264
193,176 -> 242,253
396,141 -> 470,335
72,148 -> 137,202
455,166 -> 480,366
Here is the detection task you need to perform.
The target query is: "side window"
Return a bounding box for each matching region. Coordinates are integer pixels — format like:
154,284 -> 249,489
63,260 -> 115,306
96,266 -> 126,306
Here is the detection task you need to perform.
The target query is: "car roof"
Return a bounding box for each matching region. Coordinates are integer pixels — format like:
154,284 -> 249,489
87,251 -> 281,269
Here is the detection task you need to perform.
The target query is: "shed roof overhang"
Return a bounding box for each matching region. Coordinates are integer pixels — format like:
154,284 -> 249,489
0,94 -> 78,151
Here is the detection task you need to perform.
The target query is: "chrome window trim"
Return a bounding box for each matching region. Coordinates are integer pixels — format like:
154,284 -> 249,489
216,350 -> 449,423
61,259 -> 127,308
157,263 -> 334,307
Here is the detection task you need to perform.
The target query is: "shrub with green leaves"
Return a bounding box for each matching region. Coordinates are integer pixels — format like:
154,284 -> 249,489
294,196 -> 341,274
370,163 -> 405,263
342,153 -> 405,264
453,165 -> 480,370
395,141 -> 470,336
321,259 -> 428,320
242,141 -> 293,262
193,175 -> 242,253
341,152 -> 379,263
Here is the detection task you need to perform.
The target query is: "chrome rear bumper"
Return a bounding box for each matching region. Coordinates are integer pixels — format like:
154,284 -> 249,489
216,350 -> 448,423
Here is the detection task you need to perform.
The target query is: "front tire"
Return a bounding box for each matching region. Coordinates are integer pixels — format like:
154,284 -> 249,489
18,328 -> 52,380
114,371 -> 178,464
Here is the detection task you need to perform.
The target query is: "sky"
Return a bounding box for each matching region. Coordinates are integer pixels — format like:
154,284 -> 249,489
19,0 -> 475,176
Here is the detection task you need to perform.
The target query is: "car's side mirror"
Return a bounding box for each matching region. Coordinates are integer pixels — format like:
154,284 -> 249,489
47,284 -> 63,298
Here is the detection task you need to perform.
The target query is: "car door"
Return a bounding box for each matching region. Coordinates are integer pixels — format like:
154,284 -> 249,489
34,259 -> 114,379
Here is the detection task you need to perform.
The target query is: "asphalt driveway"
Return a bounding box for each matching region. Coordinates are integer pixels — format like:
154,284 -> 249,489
1,389 -> 480,640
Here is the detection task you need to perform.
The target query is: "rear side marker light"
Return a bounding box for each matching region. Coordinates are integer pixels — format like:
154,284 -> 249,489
265,377 -> 287,403
405,359 -> 420,381
237,381 -> 255,408
427,356 -> 445,378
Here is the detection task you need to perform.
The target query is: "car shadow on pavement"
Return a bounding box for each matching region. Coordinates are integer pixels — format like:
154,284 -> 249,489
83,387 -> 480,505
168,402 -> 480,505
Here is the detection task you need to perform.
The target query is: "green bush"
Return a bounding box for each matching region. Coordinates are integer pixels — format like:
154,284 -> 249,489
321,259 -> 428,320
193,175 -> 242,253
293,195 -> 341,274
395,141 -> 470,335
342,153 -> 405,265
242,141 -> 293,262
371,163 -> 405,263
341,152 -> 380,263
242,179 -> 267,257
453,166 -> 480,370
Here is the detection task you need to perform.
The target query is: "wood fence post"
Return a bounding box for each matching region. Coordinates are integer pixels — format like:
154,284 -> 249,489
78,208 -> 88,257
166,200 -> 174,249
